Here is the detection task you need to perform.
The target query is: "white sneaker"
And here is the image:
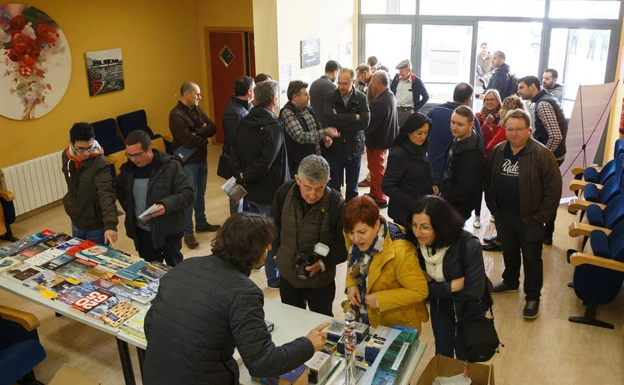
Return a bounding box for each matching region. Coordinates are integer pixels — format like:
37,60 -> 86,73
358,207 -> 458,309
473,216 -> 481,228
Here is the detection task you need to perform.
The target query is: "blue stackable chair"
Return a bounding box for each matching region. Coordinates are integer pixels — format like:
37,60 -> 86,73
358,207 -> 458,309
0,306 -> 46,385
582,153 -> 624,205
569,221 -> 624,329
581,139 -> 624,184
92,118 -> 125,156
117,110 -> 172,154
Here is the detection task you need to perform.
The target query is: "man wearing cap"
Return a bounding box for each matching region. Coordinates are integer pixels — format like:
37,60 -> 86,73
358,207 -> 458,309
280,80 -> 340,178
390,59 -> 429,127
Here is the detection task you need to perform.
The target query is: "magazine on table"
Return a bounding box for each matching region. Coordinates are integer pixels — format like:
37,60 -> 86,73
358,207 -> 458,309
221,177 -> 247,204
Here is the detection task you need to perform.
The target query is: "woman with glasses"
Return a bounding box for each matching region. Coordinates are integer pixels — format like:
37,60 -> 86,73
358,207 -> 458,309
382,113 -> 436,228
344,195 -> 428,331
407,195 -> 487,360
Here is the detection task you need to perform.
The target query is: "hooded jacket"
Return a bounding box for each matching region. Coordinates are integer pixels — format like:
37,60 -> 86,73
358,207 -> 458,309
222,95 -> 252,157
115,149 -> 194,249
440,132 -> 485,219
231,106 -> 290,205
61,141 -> 118,232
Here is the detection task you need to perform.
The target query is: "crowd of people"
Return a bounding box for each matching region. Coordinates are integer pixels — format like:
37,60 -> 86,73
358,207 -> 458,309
58,51 -> 568,383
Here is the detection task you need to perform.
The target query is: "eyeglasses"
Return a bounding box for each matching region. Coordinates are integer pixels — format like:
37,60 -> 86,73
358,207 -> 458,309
484,98 -> 498,103
410,222 -> 433,232
125,151 -> 146,159
505,128 -> 528,134
73,145 -> 94,154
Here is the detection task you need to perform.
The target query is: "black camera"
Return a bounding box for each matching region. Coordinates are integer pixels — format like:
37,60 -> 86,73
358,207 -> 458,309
295,242 -> 330,280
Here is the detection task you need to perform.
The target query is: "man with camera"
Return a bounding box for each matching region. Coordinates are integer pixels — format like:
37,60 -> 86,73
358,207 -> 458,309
271,155 -> 347,316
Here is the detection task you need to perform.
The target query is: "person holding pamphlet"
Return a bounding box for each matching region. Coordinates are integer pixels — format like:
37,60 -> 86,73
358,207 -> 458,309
116,130 -> 194,266
143,213 -> 330,385
61,122 -> 118,245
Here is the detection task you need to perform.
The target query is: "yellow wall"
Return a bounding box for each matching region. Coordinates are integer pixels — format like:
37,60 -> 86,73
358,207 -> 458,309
0,0 -> 201,168
275,0 -> 356,107
197,0 -> 254,118
253,0 -> 280,86
604,21 -> 624,162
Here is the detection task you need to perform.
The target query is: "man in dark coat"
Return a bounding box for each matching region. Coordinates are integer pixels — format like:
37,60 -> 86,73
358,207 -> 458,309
390,59 -> 429,126
222,76 -> 254,214
309,60 -> 341,129
440,106 -> 485,220
231,80 -> 288,288
116,130 -> 194,266
324,68 -> 370,201
366,71 -> 398,208
62,122 -> 118,245
478,51 -> 513,101
169,81 -> 220,250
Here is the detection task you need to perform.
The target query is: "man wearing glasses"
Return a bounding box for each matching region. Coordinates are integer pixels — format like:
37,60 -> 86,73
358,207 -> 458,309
485,109 -> 562,319
116,130 -> 194,266
62,122 -> 118,245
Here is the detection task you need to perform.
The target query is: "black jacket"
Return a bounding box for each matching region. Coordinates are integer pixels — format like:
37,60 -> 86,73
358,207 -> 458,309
531,89 -> 568,159
222,95 -> 252,157
143,255 -> 315,385
366,88 -> 398,150
440,132 -> 485,219
309,75 -> 337,128
231,106 -> 290,205
323,88 -> 370,160
413,231 -> 486,318
115,149 -> 194,249
390,73 -> 429,111
382,142 -> 433,227
62,148 -> 118,232
169,101 -> 217,164
487,63 -> 512,100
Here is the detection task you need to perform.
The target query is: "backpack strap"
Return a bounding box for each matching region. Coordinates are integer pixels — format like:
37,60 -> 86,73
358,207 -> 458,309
327,188 -> 342,233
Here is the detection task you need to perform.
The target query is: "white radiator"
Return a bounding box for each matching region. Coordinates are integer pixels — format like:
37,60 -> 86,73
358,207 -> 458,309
0,151 -> 67,216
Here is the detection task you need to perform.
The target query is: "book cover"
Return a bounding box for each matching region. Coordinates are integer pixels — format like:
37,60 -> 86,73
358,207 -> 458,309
50,279 -> 81,295
0,238 -> 37,256
56,292 -> 82,305
115,260 -> 149,281
107,282 -> 136,301
65,240 -> 98,257
23,270 -> 57,289
101,249 -> 135,264
54,237 -> 83,251
7,265 -> 45,281
42,233 -> 72,248
76,245 -> 111,262
119,308 -> 148,341
24,248 -> 64,266
0,257 -> 21,273
55,259 -> 98,280
40,253 -> 76,271
71,289 -> 112,313
86,295 -> 120,320
103,301 -> 139,328
92,278 -> 116,290
131,278 -> 160,304
18,244 -> 50,258
95,257 -> 131,274
138,263 -> 171,281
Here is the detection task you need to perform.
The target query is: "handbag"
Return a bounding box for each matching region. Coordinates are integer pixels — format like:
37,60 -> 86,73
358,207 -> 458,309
217,146 -> 233,180
456,280 -> 502,362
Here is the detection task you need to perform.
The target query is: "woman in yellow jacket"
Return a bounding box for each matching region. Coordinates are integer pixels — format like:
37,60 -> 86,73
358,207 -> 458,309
344,195 -> 429,332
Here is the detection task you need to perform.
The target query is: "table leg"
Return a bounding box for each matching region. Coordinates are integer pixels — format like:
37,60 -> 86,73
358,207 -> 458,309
137,347 -> 146,381
116,338 -> 136,385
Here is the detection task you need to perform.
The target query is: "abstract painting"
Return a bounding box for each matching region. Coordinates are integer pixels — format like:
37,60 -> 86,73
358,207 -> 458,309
0,4 -> 71,120
85,48 -> 124,97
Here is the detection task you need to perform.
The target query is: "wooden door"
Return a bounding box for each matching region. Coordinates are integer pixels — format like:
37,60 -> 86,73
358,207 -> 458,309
247,32 -> 256,78
208,32 -> 247,144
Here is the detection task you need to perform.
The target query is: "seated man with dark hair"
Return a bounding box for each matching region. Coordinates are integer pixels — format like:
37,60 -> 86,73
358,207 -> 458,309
115,130 -> 194,266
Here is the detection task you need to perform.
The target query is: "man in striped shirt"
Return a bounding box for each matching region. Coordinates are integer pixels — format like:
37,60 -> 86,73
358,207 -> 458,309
280,80 -> 340,178
518,76 -> 568,245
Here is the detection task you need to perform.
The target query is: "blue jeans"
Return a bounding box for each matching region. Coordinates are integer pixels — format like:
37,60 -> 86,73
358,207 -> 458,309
71,223 -> 105,244
328,155 -> 362,202
183,160 -> 208,236
247,200 -> 280,287
430,300 -> 466,360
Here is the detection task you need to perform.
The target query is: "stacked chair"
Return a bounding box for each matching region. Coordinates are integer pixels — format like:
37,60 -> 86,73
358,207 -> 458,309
117,110 -> 173,155
566,139 -> 624,329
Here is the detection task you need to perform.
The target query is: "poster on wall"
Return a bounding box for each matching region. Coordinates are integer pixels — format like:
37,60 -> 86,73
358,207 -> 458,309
0,4 -> 72,121
85,48 -> 124,97
300,38 -> 320,69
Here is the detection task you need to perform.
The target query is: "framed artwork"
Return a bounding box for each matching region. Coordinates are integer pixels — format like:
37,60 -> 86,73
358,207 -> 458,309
85,48 -> 124,97
0,4 -> 71,120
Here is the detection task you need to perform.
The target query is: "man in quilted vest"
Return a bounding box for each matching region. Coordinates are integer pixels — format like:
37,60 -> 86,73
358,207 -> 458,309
271,155 -> 346,316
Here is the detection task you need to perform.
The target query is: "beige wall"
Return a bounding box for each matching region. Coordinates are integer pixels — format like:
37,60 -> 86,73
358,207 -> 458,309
604,20 -> 624,162
252,0 -> 280,85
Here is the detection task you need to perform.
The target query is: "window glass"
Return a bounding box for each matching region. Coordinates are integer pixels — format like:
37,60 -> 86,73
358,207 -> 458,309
364,23 -> 412,79
361,0 -> 416,15
549,1 -> 620,19
419,0 -> 545,17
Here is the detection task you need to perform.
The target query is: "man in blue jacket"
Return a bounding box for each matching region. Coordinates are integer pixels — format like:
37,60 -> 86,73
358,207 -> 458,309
426,83 -> 482,183
478,51 -> 513,101
390,60 -> 429,127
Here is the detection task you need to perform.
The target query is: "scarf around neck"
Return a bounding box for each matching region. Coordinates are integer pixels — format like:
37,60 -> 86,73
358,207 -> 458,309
419,245 -> 450,282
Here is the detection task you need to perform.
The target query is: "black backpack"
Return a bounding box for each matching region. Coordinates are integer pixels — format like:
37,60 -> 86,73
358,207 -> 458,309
457,237 -> 503,362
508,73 -> 520,97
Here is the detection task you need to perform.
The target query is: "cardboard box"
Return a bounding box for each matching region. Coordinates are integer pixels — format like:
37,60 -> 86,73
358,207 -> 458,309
416,355 -> 495,385
49,364 -> 101,385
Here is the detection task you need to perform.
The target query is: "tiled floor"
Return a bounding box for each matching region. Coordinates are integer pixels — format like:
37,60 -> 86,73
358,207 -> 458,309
2,145 -> 623,385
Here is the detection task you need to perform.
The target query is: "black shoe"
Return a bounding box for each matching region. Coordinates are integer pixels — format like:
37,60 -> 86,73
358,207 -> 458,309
481,242 -> 503,252
492,282 -> 519,294
484,236 -> 498,244
523,300 -> 540,319
376,200 -> 388,209
196,223 -> 221,233
184,235 -> 199,249
543,236 -> 553,245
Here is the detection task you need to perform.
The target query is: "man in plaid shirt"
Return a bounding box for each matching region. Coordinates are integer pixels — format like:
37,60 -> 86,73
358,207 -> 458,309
518,76 -> 568,245
280,80 -> 340,178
